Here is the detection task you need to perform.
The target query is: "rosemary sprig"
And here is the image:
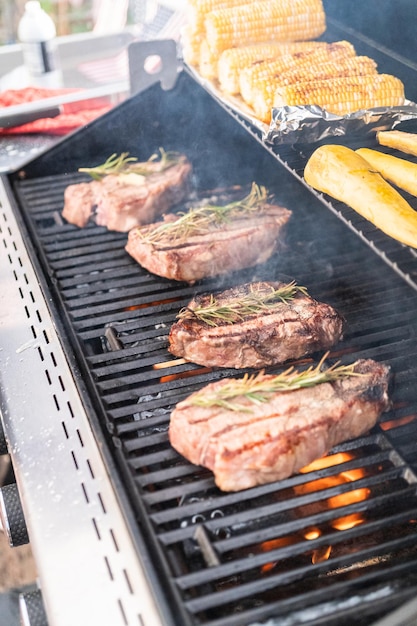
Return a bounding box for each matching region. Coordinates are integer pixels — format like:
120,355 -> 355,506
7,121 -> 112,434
190,354 -> 362,412
137,182 -> 269,243
178,281 -> 309,326
78,148 -> 182,180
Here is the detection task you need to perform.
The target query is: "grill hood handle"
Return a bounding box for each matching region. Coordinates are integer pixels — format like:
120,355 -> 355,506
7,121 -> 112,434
128,39 -> 181,95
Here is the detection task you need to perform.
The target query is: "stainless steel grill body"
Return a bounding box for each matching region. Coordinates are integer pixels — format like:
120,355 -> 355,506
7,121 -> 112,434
0,178 -> 169,626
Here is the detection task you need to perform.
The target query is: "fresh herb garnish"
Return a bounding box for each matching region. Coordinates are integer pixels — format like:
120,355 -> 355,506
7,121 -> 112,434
190,354 -> 361,412
78,148 -> 183,180
178,281 -> 308,327
137,182 -> 269,243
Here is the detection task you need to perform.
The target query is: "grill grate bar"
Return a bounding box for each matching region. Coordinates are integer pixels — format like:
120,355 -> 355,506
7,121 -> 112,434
43,230 -> 127,256
94,344 -> 416,407
53,248 -> 128,274
100,368 -> 231,407
148,455 -> 409,524
189,563 -> 417,626
174,503 -> 417,592
152,470 -> 410,554
145,436 -> 401,513
91,326 -> 412,382
58,263 -> 138,288
184,538 -> 417,615
72,286 -> 196,329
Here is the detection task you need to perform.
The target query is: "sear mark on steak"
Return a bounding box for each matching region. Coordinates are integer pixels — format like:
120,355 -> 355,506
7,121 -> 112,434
168,281 -> 344,368
62,155 -> 192,232
125,204 -> 292,284
169,358 -> 391,491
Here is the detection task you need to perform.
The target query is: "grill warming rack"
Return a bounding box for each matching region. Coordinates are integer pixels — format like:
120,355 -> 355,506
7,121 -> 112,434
3,21 -> 417,626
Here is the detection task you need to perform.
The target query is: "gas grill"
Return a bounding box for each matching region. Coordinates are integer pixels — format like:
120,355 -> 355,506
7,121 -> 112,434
2,15 -> 417,626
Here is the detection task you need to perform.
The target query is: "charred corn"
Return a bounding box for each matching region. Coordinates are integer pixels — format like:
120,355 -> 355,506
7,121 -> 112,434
273,73 -> 405,115
199,38 -> 219,79
218,41 -> 329,95
253,56 -> 378,124
278,55 -> 377,87
205,0 -> 326,55
240,41 -> 356,109
186,0 -> 250,34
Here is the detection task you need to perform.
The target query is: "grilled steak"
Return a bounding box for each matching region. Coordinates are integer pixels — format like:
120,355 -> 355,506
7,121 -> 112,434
169,358 -> 391,491
125,186 -> 291,283
62,155 -> 192,232
62,180 -> 101,228
168,281 -> 344,368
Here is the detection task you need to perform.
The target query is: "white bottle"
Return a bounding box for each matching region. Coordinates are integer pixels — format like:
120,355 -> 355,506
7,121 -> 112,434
18,1 -> 61,86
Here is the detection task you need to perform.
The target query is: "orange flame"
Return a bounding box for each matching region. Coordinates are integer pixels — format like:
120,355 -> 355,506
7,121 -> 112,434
312,545 -> 332,564
260,536 -> 298,573
380,413 -> 417,431
124,296 -> 182,311
258,453 -> 370,572
297,452 -> 370,564
299,452 -> 369,532
152,359 -> 213,383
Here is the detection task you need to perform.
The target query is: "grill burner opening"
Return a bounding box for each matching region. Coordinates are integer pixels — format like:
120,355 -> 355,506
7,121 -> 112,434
164,439 -> 417,624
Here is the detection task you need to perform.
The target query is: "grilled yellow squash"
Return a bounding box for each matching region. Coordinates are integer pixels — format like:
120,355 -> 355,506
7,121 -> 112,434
377,130 -> 417,157
356,147 -> 417,197
304,144 -> 417,248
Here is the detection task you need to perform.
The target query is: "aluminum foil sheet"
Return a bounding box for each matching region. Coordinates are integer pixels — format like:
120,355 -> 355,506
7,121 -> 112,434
265,102 -> 417,145
187,66 -> 417,146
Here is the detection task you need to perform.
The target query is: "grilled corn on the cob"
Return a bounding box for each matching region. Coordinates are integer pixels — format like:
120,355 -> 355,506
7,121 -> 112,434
182,0 -> 251,65
239,41 -> 356,108
239,41 -> 356,110
182,24 -> 203,66
205,0 -> 326,55
252,55 -> 378,123
278,55 -> 377,87
218,41 -> 329,95
200,38 -> 219,79
273,73 -> 405,115
186,0 -> 251,33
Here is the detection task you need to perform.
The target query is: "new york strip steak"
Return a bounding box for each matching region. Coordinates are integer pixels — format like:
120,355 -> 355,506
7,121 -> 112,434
125,204 -> 291,283
169,281 -> 344,368
169,359 -> 391,491
62,155 -> 192,232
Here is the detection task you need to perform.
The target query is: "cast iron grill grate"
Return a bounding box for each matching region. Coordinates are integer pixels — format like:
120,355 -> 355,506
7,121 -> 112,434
11,162 -> 417,625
